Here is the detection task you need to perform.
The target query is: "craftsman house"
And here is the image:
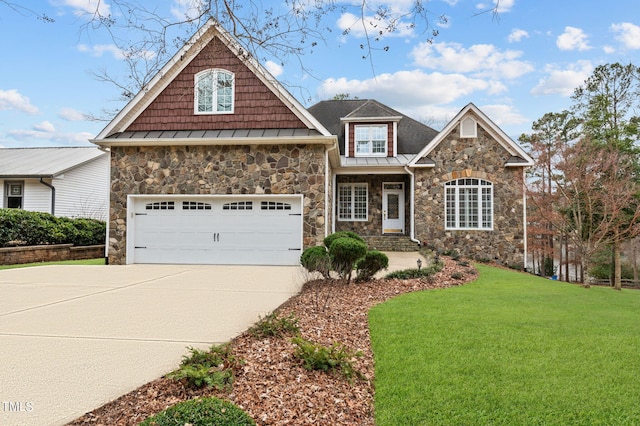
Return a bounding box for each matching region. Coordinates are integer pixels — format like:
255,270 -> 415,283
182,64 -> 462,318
91,18 -> 533,268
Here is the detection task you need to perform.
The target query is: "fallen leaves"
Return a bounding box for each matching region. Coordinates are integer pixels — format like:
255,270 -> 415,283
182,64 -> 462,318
68,257 -> 474,425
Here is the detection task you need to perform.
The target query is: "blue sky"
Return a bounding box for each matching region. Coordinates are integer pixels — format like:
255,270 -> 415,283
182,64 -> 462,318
0,0 -> 638,148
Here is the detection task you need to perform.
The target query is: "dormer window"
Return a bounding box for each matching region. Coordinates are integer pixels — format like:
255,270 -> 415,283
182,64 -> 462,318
460,117 -> 477,138
194,69 -> 234,114
355,124 -> 387,156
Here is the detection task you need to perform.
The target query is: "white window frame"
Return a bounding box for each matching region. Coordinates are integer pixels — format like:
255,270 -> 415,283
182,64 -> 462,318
354,124 -> 388,157
445,178 -> 493,230
194,69 -> 235,114
337,183 -> 368,221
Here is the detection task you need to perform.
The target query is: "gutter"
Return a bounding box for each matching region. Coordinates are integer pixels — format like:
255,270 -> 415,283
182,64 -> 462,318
403,166 -> 421,245
39,178 -> 55,215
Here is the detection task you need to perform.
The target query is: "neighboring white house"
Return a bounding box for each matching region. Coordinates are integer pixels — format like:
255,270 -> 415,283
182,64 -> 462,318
0,147 -> 110,220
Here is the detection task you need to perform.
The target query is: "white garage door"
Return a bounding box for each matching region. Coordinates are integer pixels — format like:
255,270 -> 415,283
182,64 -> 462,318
129,195 -> 303,265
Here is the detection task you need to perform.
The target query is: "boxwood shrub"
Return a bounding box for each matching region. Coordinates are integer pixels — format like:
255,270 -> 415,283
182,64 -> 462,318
139,397 -> 255,426
0,208 -> 105,247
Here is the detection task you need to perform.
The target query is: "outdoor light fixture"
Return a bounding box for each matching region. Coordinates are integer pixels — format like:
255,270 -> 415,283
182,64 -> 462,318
417,258 -> 422,270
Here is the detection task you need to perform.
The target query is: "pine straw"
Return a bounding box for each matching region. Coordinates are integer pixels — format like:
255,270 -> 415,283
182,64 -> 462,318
68,257 -> 476,426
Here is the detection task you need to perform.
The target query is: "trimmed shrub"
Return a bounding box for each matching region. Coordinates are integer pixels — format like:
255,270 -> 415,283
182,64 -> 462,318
0,208 -> 105,247
323,230 -> 365,249
166,344 -> 242,390
248,312 -> 299,338
385,260 -> 444,280
328,236 -> 367,282
355,250 -> 389,282
291,336 -> 363,382
139,397 -> 256,426
300,245 -> 331,278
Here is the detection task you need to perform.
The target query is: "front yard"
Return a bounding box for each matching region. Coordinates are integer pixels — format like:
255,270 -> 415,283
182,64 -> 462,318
68,260 -> 640,425
371,264 -> 640,425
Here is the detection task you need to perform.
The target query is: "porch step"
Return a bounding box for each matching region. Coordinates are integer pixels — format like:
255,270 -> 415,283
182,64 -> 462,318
362,235 -> 420,252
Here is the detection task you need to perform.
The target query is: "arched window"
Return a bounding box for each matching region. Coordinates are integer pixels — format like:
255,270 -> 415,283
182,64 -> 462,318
194,69 -> 234,114
445,178 -> 493,230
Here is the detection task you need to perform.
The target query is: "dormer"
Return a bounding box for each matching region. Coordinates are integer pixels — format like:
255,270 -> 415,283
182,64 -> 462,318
340,100 -> 402,158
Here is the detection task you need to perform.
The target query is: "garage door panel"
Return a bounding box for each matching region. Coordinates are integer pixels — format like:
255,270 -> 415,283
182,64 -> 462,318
131,196 -> 303,265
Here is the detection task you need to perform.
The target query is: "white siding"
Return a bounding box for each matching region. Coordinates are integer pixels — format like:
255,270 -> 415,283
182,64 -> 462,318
23,180 -> 53,213
53,154 -> 109,220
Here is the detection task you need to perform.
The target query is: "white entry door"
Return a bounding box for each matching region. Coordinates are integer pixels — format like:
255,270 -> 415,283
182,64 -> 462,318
382,183 -> 404,234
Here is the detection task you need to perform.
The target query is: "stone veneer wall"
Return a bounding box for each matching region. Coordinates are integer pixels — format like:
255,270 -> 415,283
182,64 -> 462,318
335,174 -> 410,236
414,122 -> 526,267
0,244 -> 105,265
108,144 -> 327,264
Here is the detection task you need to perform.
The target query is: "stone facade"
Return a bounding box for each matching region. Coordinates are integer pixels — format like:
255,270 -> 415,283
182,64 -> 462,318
414,122 -> 526,267
107,144 -> 327,264
335,174 -> 410,236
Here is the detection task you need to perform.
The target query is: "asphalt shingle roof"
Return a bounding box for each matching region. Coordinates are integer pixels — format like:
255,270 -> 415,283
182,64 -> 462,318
307,99 -> 439,155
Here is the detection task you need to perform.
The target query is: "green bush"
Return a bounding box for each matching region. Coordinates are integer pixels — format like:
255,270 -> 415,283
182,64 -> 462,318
166,344 -> 242,390
385,261 -> 444,280
248,312 -> 299,338
328,236 -> 368,282
323,230 -> 365,249
139,397 -> 255,426
0,208 -> 105,247
300,246 -> 331,278
291,336 -> 363,382
355,250 -> 389,282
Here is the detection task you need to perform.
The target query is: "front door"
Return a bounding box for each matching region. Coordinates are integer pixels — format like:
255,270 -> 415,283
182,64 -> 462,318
382,183 -> 404,234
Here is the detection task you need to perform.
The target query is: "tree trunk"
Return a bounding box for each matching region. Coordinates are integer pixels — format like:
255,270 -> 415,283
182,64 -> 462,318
564,235 -> 569,282
614,233 -> 622,291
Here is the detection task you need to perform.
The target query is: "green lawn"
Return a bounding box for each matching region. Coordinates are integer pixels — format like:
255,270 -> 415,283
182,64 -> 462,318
0,258 -> 104,270
370,264 -> 640,425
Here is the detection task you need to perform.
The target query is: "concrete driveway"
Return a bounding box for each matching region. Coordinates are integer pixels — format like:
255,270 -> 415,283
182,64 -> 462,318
0,264 -> 303,426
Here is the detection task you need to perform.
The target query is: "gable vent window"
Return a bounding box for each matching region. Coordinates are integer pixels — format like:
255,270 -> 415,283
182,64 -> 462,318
195,69 -> 234,114
145,201 -> 175,210
223,201 -> 253,210
183,201 -> 212,210
460,117 -> 477,138
261,201 -> 292,211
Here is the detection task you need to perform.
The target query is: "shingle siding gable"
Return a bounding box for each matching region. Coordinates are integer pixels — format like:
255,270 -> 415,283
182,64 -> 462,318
126,37 -> 307,132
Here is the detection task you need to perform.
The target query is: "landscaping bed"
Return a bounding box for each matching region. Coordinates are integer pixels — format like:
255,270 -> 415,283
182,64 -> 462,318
68,257 -> 475,425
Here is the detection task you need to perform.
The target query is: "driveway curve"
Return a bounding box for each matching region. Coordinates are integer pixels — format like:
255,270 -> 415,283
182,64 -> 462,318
0,264 -> 302,426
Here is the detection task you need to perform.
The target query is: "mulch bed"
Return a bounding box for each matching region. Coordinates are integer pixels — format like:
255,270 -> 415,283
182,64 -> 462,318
68,257 -> 476,425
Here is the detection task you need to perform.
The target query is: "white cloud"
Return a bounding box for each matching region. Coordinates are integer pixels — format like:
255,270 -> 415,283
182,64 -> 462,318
171,0 -> 205,21
264,61 -> 284,77
78,44 -> 126,60
7,122 -> 92,145
480,104 -> 529,126
556,26 -> 591,51
62,0 -> 111,17
476,0 -> 515,13
319,69 -> 502,107
59,108 -> 87,121
337,12 -> 415,39
508,28 -> 529,43
33,121 -> 56,133
411,41 -> 533,79
0,89 -> 39,114
531,60 -> 593,96
611,22 -> 640,49
77,44 -> 156,61
603,45 -> 616,54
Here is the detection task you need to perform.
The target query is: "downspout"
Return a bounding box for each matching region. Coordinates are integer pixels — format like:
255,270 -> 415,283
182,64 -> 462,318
325,143 -> 338,237
404,166 -> 421,245
522,168 -> 528,272
39,178 -> 55,215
